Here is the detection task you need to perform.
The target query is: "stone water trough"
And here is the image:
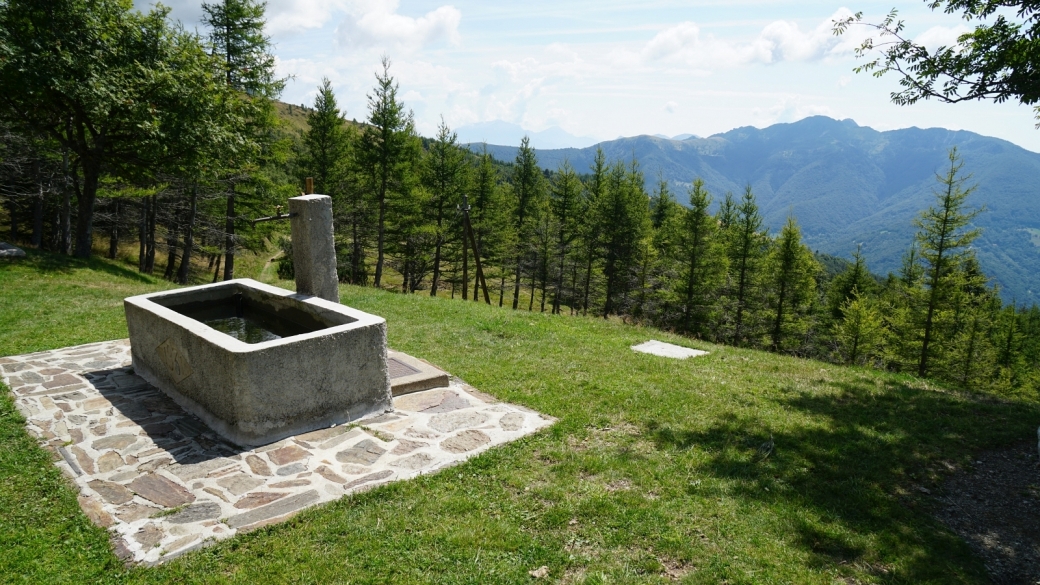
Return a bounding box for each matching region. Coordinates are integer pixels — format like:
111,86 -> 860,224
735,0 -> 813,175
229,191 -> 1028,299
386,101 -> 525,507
124,278 -> 391,447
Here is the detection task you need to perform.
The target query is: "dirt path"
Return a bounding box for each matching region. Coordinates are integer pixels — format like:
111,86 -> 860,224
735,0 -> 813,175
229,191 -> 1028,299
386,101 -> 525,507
935,440 -> 1040,584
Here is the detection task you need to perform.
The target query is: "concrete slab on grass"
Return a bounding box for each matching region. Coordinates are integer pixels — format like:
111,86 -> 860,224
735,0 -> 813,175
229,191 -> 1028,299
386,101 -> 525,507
631,340 -> 709,359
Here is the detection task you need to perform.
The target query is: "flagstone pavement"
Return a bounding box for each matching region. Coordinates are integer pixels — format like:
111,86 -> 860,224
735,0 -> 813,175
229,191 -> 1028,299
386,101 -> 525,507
0,339 -> 553,565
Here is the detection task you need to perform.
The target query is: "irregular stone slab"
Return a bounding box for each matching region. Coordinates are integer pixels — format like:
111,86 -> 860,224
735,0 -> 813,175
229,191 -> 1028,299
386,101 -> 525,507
129,474 -> 195,508
217,473 -> 265,496
57,446 -> 83,476
245,454 -> 272,476
167,458 -> 236,481
275,462 -> 307,476
429,411 -> 489,433
335,439 -> 386,466
315,465 -> 346,484
343,470 -> 394,490
137,457 -> 172,473
88,479 -> 134,505
391,439 -> 427,455
267,444 -> 309,466
91,434 -> 137,451
70,446 -> 95,474
114,503 -> 160,523
226,490 -> 320,529
135,524 -> 164,548
630,340 -> 708,359
500,412 -> 525,432
166,502 -> 222,524
391,453 -> 435,471
97,451 -> 124,473
422,392 -> 471,414
234,492 -> 287,509
318,429 -> 361,450
44,374 -> 81,389
394,388 -> 453,412
441,430 -> 491,454
270,479 -> 310,488
203,487 -> 230,503
295,425 -> 353,443
78,494 -> 115,527
164,534 -> 200,555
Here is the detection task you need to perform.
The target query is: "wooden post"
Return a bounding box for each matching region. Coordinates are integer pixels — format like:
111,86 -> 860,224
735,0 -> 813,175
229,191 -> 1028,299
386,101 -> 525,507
462,225 -> 469,300
305,177 -> 314,195
465,213 -> 491,304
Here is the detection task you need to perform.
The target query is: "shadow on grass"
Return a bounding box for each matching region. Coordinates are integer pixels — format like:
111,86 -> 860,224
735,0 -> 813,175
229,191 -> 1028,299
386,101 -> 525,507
4,248 -> 155,284
648,377 -> 1040,583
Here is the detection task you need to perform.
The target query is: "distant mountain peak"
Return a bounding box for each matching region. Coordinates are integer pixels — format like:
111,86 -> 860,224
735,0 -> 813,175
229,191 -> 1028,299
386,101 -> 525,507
455,120 -> 599,150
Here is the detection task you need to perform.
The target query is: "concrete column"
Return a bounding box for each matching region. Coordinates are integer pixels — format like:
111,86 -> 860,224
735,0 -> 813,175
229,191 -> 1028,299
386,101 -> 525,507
289,194 -> 339,303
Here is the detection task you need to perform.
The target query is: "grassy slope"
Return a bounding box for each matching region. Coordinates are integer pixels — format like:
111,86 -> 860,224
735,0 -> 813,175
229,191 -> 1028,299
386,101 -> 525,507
2,251 -> 1037,584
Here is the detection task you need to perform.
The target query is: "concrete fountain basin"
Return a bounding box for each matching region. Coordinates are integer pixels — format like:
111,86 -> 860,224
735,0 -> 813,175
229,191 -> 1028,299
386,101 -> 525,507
124,278 -> 391,446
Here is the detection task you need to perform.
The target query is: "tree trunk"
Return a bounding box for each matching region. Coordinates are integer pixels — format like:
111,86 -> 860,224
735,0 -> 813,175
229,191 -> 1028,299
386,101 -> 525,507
163,231 -> 178,280
212,253 -> 222,283
31,160 -> 43,247
512,254 -> 523,310
528,254 -> 536,311
60,149 -> 72,255
108,199 -> 120,259
177,184 -> 198,285
223,188 -> 235,281
144,195 -> 157,274
430,235 -> 443,297
374,177 -> 387,288
138,198 -> 148,271
7,198 -> 17,243
73,153 -> 101,258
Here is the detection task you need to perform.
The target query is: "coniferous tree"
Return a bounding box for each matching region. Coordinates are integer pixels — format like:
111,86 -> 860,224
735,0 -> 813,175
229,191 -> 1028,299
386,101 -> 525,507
422,119 -> 469,296
579,149 -> 608,315
834,292 -> 886,366
203,0 -> 282,280
595,160 -> 650,318
914,148 -> 981,377
300,78 -> 349,196
510,137 -> 544,309
359,57 -> 419,288
676,179 -> 726,337
549,161 -> 583,314
766,216 -> 819,351
725,185 -> 767,345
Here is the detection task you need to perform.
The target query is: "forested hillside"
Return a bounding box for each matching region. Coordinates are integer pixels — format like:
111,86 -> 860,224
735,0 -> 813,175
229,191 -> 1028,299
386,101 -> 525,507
3,0 -> 1040,400
471,117 -> 1040,303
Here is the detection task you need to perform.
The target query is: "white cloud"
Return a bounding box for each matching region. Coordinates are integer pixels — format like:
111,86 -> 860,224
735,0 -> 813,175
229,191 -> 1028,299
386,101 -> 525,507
915,24 -> 972,51
665,101 -> 678,114
752,96 -> 835,125
637,8 -> 860,69
337,0 -> 461,52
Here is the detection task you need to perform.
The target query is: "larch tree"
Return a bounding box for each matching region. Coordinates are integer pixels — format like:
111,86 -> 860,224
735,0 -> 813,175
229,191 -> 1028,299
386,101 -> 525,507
766,216 -> 818,352
300,78 -> 350,197
202,0 -> 282,280
422,119 -> 469,296
726,185 -> 767,345
550,161 -> 583,314
510,136 -> 544,310
677,179 -> 727,337
359,57 -> 419,289
915,148 -> 981,378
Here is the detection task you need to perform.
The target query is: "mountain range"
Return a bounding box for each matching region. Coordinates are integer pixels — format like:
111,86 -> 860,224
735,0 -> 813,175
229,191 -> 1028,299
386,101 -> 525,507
465,116 -> 1040,304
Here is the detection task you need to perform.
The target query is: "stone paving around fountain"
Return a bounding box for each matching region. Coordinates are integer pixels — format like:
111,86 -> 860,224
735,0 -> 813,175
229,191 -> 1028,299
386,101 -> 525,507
0,339 -> 553,565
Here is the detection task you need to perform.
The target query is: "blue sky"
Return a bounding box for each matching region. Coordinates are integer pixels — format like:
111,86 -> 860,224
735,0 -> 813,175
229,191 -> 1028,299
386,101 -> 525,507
140,0 -> 1040,151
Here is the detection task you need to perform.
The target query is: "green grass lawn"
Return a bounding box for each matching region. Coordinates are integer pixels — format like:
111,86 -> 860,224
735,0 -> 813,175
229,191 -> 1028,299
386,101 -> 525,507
2,249 -> 1037,583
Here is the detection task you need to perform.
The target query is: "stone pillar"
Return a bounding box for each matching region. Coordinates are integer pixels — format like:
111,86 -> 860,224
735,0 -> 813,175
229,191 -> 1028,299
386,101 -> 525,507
289,194 -> 339,303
